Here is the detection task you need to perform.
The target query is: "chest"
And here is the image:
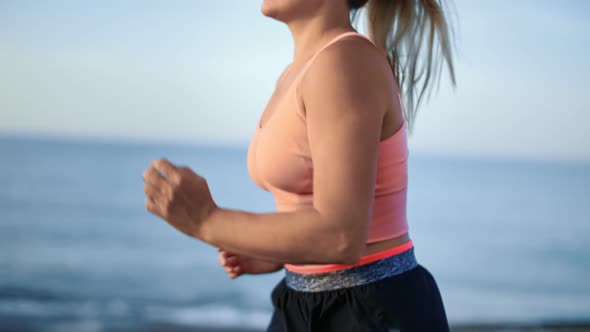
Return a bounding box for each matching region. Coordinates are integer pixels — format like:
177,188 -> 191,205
247,82 -> 313,194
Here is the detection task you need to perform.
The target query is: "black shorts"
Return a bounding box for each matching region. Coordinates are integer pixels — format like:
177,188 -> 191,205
266,264 -> 449,332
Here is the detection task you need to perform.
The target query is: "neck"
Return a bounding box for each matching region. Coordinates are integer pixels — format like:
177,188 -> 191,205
286,4 -> 355,66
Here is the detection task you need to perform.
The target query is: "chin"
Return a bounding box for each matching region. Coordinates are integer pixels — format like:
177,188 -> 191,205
261,0 -> 281,19
260,0 -> 321,22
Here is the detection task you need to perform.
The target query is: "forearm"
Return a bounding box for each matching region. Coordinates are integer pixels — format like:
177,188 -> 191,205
199,207 -> 358,265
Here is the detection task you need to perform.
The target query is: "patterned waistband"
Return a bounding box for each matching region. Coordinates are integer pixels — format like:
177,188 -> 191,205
284,247 -> 418,292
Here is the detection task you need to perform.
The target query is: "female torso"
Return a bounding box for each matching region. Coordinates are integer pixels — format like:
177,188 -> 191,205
256,31 -> 411,267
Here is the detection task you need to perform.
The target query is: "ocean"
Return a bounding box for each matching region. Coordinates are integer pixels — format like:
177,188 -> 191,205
0,135 -> 589,332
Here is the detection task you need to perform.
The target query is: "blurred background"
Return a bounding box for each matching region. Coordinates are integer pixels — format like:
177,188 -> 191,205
0,0 -> 588,331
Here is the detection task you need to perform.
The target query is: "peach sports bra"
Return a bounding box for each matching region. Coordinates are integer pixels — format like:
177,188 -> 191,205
246,31 -> 411,272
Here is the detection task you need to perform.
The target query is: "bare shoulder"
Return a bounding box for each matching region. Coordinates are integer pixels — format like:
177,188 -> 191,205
300,36 -> 395,113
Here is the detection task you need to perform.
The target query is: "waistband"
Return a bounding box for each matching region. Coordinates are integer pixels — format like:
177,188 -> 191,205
284,245 -> 418,292
285,240 -> 414,274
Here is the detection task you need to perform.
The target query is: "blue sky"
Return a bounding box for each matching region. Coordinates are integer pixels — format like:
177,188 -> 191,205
0,0 -> 588,162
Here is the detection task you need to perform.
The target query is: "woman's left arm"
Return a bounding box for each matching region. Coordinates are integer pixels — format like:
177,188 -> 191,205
142,39 -> 393,266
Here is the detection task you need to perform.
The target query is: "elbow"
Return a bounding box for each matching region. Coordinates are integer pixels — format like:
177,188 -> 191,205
332,230 -> 366,265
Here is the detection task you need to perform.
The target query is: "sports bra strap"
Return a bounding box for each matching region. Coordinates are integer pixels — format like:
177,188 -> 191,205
307,31 -> 375,65
292,31 -> 376,85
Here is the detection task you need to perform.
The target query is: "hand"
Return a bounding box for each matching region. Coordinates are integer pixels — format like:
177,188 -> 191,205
142,158 -> 218,239
218,248 -> 284,279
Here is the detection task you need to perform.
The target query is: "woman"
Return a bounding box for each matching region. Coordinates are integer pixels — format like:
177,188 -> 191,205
142,0 -> 455,331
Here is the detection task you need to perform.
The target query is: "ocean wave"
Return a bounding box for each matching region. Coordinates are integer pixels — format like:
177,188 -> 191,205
144,304 -> 271,329
0,295 -> 272,330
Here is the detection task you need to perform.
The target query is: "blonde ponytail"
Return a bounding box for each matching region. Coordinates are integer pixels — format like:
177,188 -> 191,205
349,0 -> 456,134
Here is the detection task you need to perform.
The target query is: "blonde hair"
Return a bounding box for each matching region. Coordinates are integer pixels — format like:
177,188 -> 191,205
349,0 -> 456,134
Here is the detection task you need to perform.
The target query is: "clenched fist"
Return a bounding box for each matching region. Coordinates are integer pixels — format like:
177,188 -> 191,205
218,248 -> 284,279
142,158 -> 218,238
